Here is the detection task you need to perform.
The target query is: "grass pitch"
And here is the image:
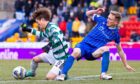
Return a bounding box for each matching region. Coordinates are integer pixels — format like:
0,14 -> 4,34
0,60 -> 140,84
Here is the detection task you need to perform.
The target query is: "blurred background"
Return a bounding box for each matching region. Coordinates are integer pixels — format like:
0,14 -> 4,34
0,0 -> 140,60
0,1 -> 140,83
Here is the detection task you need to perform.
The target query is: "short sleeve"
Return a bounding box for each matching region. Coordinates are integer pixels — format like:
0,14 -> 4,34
92,14 -> 106,23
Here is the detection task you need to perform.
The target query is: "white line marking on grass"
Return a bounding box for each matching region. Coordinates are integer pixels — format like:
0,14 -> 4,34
0,71 -> 140,83
69,71 -> 140,80
0,80 -> 49,83
69,75 -> 99,80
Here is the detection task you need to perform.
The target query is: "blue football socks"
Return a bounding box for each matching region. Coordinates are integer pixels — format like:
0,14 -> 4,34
62,55 -> 75,75
101,51 -> 110,73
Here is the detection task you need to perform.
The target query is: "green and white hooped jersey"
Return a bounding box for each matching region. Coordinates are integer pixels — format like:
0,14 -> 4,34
31,22 -> 69,60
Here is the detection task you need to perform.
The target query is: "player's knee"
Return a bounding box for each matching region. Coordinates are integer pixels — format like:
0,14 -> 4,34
104,46 -> 109,52
32,57 -> 40,63
101,46 -> 109,52
71,48 -> 81,58
46,76 -> 55,80
46,74 -> 56,80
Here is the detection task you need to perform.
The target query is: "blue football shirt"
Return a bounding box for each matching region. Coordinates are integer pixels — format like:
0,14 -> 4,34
82,14 -> 120,48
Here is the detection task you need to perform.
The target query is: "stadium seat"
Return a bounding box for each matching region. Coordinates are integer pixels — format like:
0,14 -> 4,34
119,27 -> 126,37
6,37 -> 17,42
20,38 -> 28,42
71,37 -> 75,42
28,34 -> 36,42
13,33 -> 20,41
129,16 -> 137,21
138,30 -> 140,35
71,37 -> 83,48
71,42 -> 78,48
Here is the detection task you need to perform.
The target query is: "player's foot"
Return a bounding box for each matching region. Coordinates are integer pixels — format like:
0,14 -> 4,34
25,70 -> 36,77
100,74 -> 112,80
56,74 -> 68,81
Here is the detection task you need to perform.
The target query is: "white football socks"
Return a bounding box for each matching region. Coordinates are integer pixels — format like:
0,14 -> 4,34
31,60 -> 38,73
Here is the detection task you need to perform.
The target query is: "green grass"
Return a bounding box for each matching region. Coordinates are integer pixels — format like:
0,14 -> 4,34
0,60 -> 140,84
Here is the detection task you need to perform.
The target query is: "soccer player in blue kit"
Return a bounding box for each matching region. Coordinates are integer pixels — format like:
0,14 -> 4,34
57,8 -> 135,80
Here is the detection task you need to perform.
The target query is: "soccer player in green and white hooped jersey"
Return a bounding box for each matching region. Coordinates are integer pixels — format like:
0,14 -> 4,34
20,7 -> 69,80
32,22 -> 69,60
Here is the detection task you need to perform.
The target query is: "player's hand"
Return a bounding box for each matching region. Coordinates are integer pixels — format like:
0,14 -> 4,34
96,8 -> 105,14
42,43 -> 52,53
125,64 -> 135,72
20,23 -> 32,32
20,23 -> 28,31
42,45 -> 50,53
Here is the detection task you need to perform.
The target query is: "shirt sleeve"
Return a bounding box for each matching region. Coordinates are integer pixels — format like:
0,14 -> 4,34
92,14 -> 106,23
31,29 -> 48,38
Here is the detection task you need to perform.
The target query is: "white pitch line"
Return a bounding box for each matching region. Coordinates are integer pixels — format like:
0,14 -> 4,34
0,80 -> 48,83
69,71 -> 140,80
0,71 -> 140,83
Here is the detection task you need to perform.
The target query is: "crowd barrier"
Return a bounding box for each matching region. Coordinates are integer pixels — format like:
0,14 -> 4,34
0,42 -> 140,61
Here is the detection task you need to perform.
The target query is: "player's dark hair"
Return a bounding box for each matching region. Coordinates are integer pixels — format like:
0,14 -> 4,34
110,11 -> 122,22
32,7 -> 52,21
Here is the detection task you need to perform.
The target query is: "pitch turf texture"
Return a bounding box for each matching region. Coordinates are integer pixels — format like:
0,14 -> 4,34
0,60 -> 140,84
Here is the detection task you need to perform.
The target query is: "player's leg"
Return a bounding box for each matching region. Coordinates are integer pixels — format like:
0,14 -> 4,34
26,51 -> 55,77
46,60 -> 65,80
56,48 -> 81,81
62,48 -> 81,75
25,53 -> 44,77
92,46 -> 112,80
56,43 -> 85,81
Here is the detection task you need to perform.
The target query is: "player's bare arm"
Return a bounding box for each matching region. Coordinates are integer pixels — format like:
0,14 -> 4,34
116,43 -> 135,72
86,8 -> 105,17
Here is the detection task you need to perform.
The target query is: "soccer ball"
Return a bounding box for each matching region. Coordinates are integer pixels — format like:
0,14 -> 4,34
12,66 -> 26,79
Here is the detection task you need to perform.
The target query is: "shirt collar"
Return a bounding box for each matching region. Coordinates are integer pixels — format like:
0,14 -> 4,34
108,26 -> 117,30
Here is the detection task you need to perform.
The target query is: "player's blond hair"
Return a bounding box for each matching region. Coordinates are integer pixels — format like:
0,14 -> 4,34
110,11 -> 122,22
